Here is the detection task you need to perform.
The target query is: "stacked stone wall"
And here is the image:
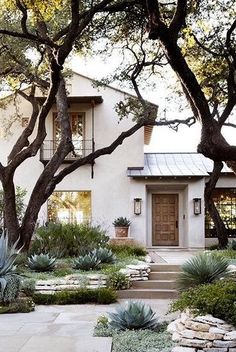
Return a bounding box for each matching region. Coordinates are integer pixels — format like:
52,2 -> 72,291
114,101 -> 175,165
168,312 -> 236,352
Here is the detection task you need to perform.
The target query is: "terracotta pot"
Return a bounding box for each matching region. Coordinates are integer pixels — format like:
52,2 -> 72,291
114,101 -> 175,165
114,226 -> 129,238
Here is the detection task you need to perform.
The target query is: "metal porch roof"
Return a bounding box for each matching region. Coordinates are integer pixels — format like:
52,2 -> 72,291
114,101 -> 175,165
127,153 -> 232,177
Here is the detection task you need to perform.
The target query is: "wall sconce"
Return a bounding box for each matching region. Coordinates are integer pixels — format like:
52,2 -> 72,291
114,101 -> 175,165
193,198 -> 201,215
134,198 -> 142,215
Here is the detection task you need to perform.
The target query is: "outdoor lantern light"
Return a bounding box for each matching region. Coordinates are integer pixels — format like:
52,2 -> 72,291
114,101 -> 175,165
134,198 -> 142,215
193,198 -> 201,215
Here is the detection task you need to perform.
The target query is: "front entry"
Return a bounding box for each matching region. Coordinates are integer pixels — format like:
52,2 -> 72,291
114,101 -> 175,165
152,194 -> 179,246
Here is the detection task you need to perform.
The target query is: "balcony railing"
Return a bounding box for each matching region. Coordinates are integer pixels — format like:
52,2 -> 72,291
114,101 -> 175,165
40,139 -> 94,164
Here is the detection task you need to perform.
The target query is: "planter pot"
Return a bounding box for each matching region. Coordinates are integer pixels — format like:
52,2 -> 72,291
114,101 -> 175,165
115,226 -> 129,238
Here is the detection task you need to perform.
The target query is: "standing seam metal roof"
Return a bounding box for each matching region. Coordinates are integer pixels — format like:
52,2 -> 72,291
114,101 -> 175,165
127,153 -> 232,177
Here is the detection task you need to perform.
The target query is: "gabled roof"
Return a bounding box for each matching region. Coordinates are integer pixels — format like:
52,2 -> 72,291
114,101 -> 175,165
127,153 -> 233,177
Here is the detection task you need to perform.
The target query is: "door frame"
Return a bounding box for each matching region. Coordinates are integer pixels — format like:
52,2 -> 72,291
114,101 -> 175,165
147,189 -> 185,247
152,193 -> 179,246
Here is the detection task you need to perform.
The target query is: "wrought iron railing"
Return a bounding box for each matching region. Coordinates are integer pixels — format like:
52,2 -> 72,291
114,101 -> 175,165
40,139 -> 94,163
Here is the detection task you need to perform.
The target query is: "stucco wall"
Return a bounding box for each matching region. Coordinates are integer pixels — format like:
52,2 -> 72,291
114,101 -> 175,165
0,73 -> 145,236
129,177 -> 206,248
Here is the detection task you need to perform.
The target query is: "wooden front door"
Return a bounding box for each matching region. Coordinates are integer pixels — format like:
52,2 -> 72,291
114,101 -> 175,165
152,194 -> 179,246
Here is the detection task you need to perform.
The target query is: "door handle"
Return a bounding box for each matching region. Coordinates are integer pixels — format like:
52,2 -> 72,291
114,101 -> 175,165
176,220 -> 178,228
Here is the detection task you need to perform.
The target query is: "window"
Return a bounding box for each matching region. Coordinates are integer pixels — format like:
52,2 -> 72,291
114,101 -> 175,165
205,188 -> 236,237
54,112 -> 85,157
48,191 -> 91,224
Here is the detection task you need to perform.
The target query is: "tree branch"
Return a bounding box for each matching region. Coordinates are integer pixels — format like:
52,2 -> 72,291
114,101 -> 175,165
169,0 -> 187,39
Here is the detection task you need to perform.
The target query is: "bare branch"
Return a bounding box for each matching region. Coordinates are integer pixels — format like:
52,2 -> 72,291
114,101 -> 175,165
16,0 -> 30,36
223,121 -> 236,128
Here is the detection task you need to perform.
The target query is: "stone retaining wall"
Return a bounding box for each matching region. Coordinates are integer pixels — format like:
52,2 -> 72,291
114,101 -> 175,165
168,311 -> 236,351
35,274 -> 107,294
119,262 -> 151,281
35,261 -> 151,293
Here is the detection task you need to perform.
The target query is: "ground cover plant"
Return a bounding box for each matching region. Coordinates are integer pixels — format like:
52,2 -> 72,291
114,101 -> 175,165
94,302 -> 173,352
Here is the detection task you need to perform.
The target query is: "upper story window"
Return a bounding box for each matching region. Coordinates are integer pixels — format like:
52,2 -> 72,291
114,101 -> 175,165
54,112 -> 85,150
205,188 -> 236,237
40,112 -> 91,163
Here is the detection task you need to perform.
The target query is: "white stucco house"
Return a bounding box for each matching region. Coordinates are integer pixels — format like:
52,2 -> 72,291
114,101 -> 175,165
0,72 -> 235,249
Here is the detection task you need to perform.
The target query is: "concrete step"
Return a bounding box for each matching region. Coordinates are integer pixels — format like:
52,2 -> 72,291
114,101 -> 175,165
150,264 -> 181,272
132,279 -> 177,290
117,288 -> 178,299
149,271 -> 180,280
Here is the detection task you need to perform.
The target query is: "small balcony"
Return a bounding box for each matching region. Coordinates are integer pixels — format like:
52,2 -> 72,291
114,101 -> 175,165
40,139 -> 94,164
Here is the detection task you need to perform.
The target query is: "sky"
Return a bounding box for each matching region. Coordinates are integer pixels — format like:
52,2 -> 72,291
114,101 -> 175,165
71,55 -> 236,154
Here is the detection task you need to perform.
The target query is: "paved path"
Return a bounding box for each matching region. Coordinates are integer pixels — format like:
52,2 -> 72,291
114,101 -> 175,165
151,250 -> 201,265
0,299 -> 176,352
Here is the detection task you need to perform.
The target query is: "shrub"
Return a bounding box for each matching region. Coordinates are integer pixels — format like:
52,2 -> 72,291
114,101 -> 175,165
92,247 -> 116,264
107,272 -> 130,290
212,248 -> 236,260
28,253 -> 57,272
177,252 -> 230,290
73,253 -> 101,271
30,223 -> 109,258
171,279 -> 236,326
15,253 -> 28,267
32,287 -> 117,305
108,301 -> 159,331
21,278 -> 36,296
2,275 -> 21,303
0,230 -> 22,303
0,296 -> 35,313
108,243 -> 147,257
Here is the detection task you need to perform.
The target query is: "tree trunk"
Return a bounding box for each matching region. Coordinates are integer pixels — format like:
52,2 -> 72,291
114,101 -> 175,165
205,161 -> 228,248
2,175 -> 20,244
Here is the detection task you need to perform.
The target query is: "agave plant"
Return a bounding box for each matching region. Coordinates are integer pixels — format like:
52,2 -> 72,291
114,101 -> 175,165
177,252 -> 231,291
0,229 -> 22,301
108,301 -> 158,330
92,247 -> 116,264
73,253 -> 101,271
28,253 -> 56,272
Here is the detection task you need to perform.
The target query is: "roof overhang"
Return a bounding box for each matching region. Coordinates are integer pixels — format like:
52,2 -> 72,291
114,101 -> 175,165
36,96 -> 103,105
144,125 -> 154,145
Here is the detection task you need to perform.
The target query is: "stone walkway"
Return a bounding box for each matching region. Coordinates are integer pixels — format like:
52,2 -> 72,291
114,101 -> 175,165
0,299 -> 176,352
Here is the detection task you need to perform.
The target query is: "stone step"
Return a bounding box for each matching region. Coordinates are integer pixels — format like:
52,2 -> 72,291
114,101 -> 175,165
117,288 -> 178,299
132,279 -> 177,290
150,264 -> 181,272
149,271 -> 180,280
